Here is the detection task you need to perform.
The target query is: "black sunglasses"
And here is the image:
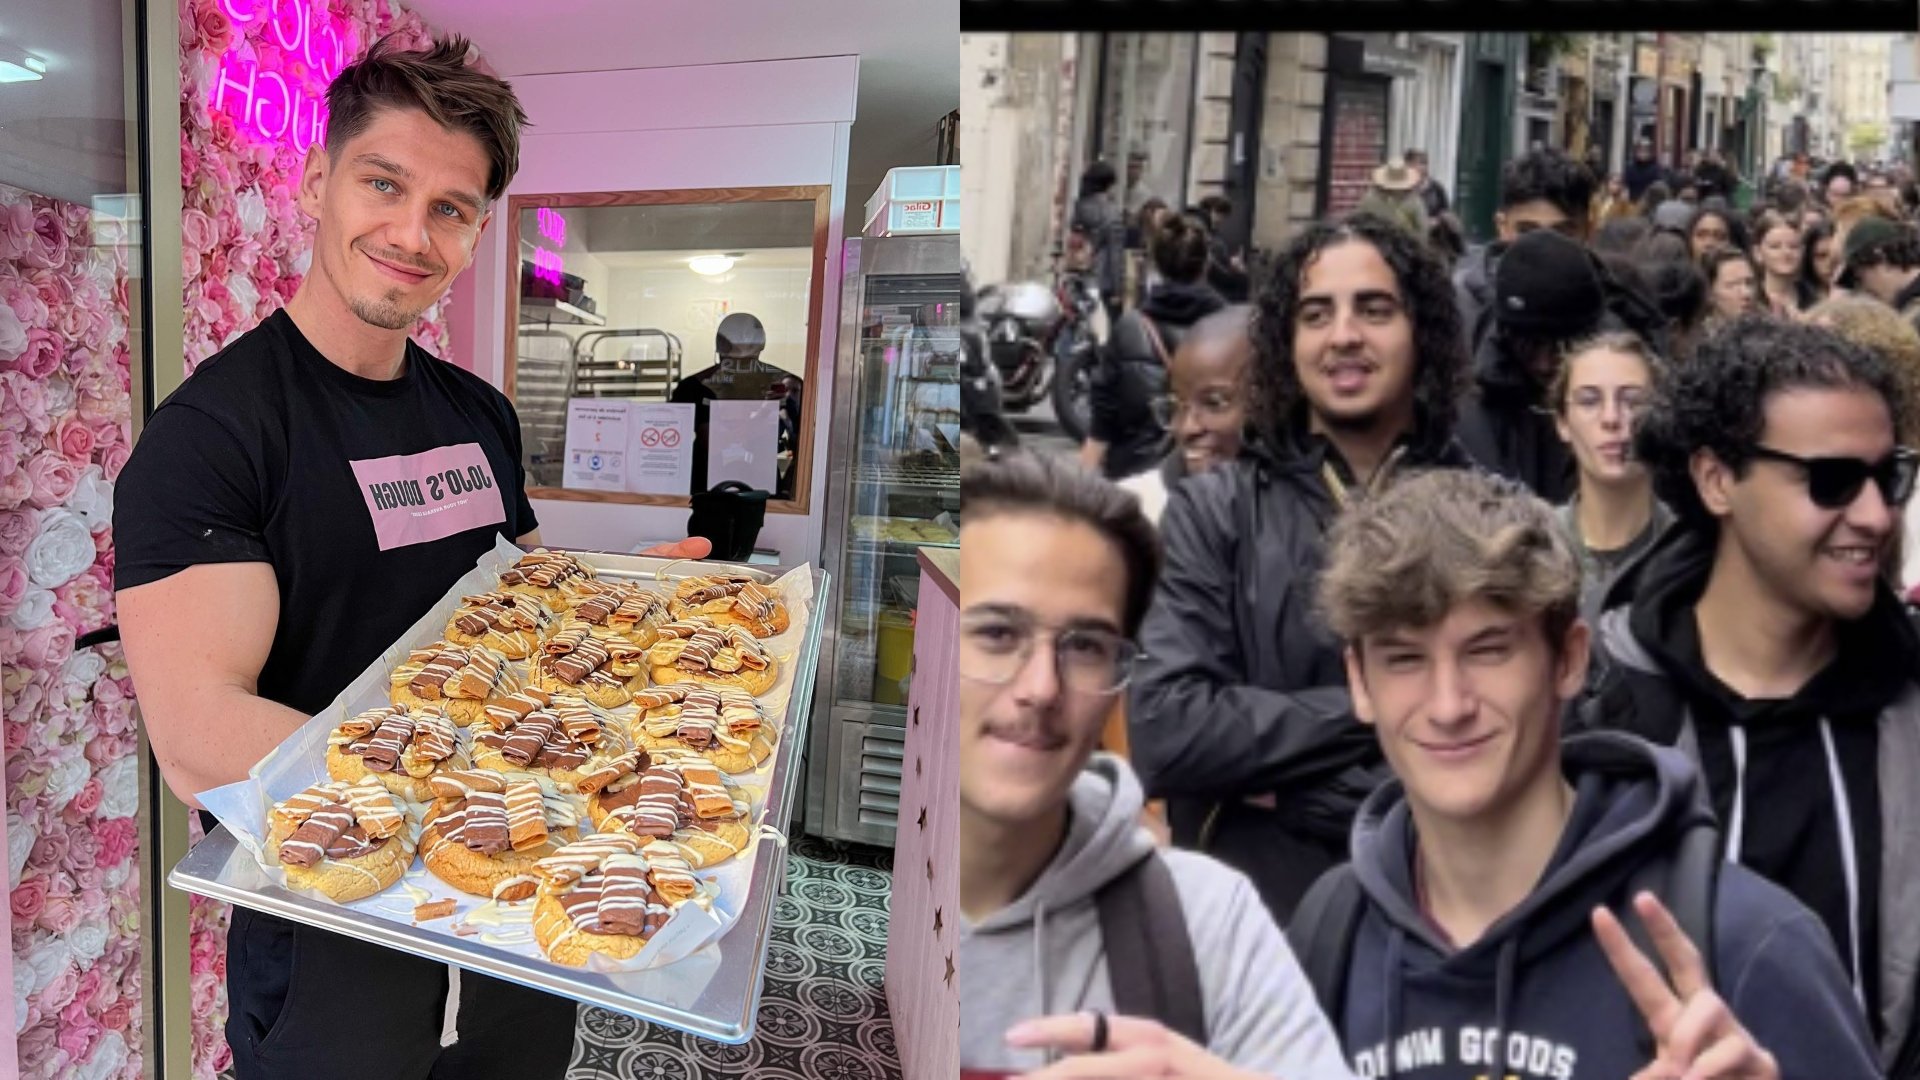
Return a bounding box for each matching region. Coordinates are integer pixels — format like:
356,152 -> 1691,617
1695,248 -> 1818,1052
1747,445 -> 1919,510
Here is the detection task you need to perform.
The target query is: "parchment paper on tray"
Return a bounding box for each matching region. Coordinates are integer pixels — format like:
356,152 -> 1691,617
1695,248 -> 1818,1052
196,534 -> 816,973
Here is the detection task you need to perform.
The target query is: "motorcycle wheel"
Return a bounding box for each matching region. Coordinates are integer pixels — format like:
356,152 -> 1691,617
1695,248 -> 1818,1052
1052,341 -> 1095,443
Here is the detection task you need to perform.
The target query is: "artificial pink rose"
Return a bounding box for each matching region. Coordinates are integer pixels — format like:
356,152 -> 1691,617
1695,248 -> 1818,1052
22,204 -> 69,270
211,110 -> 239,149
13,327 -> 60,380
1,368 -> 51,435
0,467 -> 32,509
10,878 -> 47,920
54,1014 -> 98,1063
70,776 -> 104,816
38,891 -> 82,934
27,828 -> 70,873
0,507 -> 34,553
0,429 -> 19,479
65,826 -> 98,870
99,440 -> 130,482
21,621 -> 75,668
73,866 -> 103,892
189,973 -> 216,1019
96,817 -> 137,868
73,966 -> 103,1009
3,720 -> 27,750
0,555 -> 26,615
102,1002 -> 131,1033
211,1041 -> 234,1073
24,451 -> 78,508
1,273 -> 48,327
52,413 -> 95,466
179,208 -> 215,253
193,0 -> 233,52
93,673 -> 125,707
16,1023 -> 57,1073
0,198 -> 33,261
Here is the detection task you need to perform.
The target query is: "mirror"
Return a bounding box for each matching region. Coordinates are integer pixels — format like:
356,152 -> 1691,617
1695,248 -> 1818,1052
503,186 -> 829,510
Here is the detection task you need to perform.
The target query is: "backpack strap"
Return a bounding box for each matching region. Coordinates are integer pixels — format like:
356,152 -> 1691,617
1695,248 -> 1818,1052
1137,313 -> 1174,368
1097,853 -> 1207,1047
1286,864 -> 1366,1024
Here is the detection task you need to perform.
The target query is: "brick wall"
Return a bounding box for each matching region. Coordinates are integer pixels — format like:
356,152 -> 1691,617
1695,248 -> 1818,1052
1327,78 -> 1391,217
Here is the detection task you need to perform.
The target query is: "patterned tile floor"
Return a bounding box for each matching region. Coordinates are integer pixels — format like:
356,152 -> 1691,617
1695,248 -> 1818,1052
565,834 -> 901,1080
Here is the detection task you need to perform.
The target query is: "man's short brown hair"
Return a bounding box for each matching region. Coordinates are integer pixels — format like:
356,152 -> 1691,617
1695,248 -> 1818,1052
326,33 -> 527,202
1318,470 -> 1581,654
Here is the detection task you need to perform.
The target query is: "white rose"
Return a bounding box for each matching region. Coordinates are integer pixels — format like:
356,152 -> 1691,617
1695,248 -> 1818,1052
26,936 -> 74,993
13,964 -> 32,1032
0,302 -> 25,363
65,465 -> 112,534
103,860 -> 128,891
8,585 -> 54,630
221,325 -> 245,350
235,187 -> 268,236
42,371 -> 74,417
25,508 -> 94,589
292,246 -> 312,276
46,754 -> 91,810
99,757 -> 138,821
226,271 -> 259,318
62,648 -> 106,691
90,1032 -> 128,1080
68,923 -> 108,966
7,811 -> 30,889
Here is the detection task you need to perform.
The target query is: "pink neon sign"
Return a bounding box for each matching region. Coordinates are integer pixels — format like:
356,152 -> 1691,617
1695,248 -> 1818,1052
532,208 -> 567,288
208,0 -> 356,151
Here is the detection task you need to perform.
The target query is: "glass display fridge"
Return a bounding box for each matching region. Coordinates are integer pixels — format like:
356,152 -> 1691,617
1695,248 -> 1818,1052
805,233 -> 963,846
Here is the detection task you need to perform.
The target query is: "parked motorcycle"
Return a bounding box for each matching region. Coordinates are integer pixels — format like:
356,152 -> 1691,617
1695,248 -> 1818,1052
975,271 -> 1108,443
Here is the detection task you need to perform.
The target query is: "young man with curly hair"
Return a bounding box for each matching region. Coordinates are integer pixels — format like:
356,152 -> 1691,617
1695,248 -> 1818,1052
1585,316 -> 1920,1074
1293,468 -> 1878,1080
1454,147 -> 1598,357
1128,213 -> 1473,919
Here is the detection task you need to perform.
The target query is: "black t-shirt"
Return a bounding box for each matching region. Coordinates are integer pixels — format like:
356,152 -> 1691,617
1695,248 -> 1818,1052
114,309 -> 538,717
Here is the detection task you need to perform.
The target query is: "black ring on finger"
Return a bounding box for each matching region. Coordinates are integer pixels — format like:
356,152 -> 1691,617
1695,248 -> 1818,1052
1090,1009 -> 1110,1053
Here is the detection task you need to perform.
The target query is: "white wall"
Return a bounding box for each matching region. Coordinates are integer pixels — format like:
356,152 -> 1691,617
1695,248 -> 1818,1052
599,250 -> 813,377
456,56 -> 858,563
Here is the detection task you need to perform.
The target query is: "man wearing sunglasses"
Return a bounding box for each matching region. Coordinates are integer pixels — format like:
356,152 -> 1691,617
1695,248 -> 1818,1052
1583,316 -> 1920,1074
958,452 -> 1351,1080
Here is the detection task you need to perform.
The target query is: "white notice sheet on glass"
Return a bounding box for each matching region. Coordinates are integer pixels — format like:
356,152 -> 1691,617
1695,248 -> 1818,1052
707,399 -> 780,493
564,399 -> 630,492
629,403 -> 695,495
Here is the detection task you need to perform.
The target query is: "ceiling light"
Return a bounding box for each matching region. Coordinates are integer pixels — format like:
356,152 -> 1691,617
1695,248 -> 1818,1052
689,254 -> 735,276
0,44 -> 46,83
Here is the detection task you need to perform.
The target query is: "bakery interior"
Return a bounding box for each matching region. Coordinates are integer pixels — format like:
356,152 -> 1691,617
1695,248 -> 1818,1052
0,0 -> 959,1077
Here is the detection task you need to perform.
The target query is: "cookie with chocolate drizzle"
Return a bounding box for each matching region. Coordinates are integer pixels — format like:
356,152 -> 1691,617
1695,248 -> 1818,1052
325,703 -> 470,802
468,691 -> 634,791
645,616 -> 778,697
444,590 -> 553,659
265,777 -> 415,902
581,747 -> 755,868
532,620 -> 649,708
529,833 -> 701,967
420,769 -> 582,899
559,579 -> 672,649
629,683 -> 774,774
389,640 -> 519,726
498,549 -> 597,612
666,573 -> 789,637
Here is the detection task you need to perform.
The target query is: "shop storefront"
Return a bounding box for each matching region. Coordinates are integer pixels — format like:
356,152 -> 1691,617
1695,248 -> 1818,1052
3,1 -> 958,1077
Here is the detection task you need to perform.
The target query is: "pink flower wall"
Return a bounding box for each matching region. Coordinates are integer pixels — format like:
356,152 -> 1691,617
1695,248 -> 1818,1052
0,185 -> 144,1079
178,0 -> 454,375
175,1 -> 457,1075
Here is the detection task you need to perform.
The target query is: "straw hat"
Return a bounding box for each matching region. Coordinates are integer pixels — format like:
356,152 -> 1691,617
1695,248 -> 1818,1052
1371,162 -> 1420,192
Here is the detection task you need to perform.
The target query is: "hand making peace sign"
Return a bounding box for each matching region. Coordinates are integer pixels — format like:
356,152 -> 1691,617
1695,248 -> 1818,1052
1591,891 -> 1780,1080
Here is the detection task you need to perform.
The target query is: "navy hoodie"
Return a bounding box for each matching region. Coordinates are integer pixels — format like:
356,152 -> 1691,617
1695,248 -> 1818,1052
1335,732 -> 1880,1080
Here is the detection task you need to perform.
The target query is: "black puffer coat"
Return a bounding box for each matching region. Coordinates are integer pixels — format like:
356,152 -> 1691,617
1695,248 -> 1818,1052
1089,280 -> 1224,479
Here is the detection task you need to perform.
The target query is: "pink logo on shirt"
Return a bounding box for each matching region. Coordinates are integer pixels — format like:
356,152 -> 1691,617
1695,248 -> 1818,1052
349,443 -> 507,551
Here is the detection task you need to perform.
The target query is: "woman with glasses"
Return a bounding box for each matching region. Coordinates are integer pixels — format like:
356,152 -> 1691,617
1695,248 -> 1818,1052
1551,332 -> 1672,620
1117,306 -> 1253,523
1080,213 -> 1225,480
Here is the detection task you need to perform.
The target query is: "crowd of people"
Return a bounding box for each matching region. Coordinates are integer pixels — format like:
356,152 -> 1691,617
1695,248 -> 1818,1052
959,140 -> 1920,1079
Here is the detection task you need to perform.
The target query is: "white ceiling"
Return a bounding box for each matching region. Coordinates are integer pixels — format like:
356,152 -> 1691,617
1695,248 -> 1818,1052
401,0 -> 957,222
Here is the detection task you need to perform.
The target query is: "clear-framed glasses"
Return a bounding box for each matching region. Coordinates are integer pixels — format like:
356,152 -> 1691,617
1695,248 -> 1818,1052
1568,386 -> 1650,417
1151,388 -> 1241,429
959,613 -> 1143,695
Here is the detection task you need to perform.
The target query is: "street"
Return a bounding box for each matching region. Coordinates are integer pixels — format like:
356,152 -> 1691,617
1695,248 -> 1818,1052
1007,394 -> 1080,459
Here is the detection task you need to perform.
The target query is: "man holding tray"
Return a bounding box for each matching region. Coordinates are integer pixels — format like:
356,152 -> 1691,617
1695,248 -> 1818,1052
114,34 -> 704,1080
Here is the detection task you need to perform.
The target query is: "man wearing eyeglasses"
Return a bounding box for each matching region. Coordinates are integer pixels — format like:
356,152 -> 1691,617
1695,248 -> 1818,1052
958,452 -> 1352,1080
1583,316 -> 1920,1075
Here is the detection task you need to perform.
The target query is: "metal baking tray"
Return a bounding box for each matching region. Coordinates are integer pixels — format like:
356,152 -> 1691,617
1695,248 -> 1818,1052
169,559 -> 828,1044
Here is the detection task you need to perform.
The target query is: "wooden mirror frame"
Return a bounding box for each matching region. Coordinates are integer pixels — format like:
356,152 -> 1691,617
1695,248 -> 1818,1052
503,184 -> 832,514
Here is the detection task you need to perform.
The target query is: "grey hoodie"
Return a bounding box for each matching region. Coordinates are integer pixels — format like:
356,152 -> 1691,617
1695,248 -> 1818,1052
959,754 -> 1354,1077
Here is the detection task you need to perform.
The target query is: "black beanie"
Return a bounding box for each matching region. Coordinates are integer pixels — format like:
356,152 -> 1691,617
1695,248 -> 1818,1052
1494,229 -> 1606,339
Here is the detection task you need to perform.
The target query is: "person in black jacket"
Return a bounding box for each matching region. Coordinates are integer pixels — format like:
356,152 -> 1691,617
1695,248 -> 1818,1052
1073,162 -> 1128,321
1583,316 -> 1920,1073
1081,213 -> 1225,479
1127,212 -> 1473,920
1455,148 -> 1596,359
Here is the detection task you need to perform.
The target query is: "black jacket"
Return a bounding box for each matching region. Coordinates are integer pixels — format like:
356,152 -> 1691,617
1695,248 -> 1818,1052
1624,158 -> 1667,202
1073,194 -> 1128,308
1453,330 -> 1577,502
1580,525 -> 1920,1071
1128,417 -> 1474,919
1451,241 -> 1504,358
1090,280 -> 1225,479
